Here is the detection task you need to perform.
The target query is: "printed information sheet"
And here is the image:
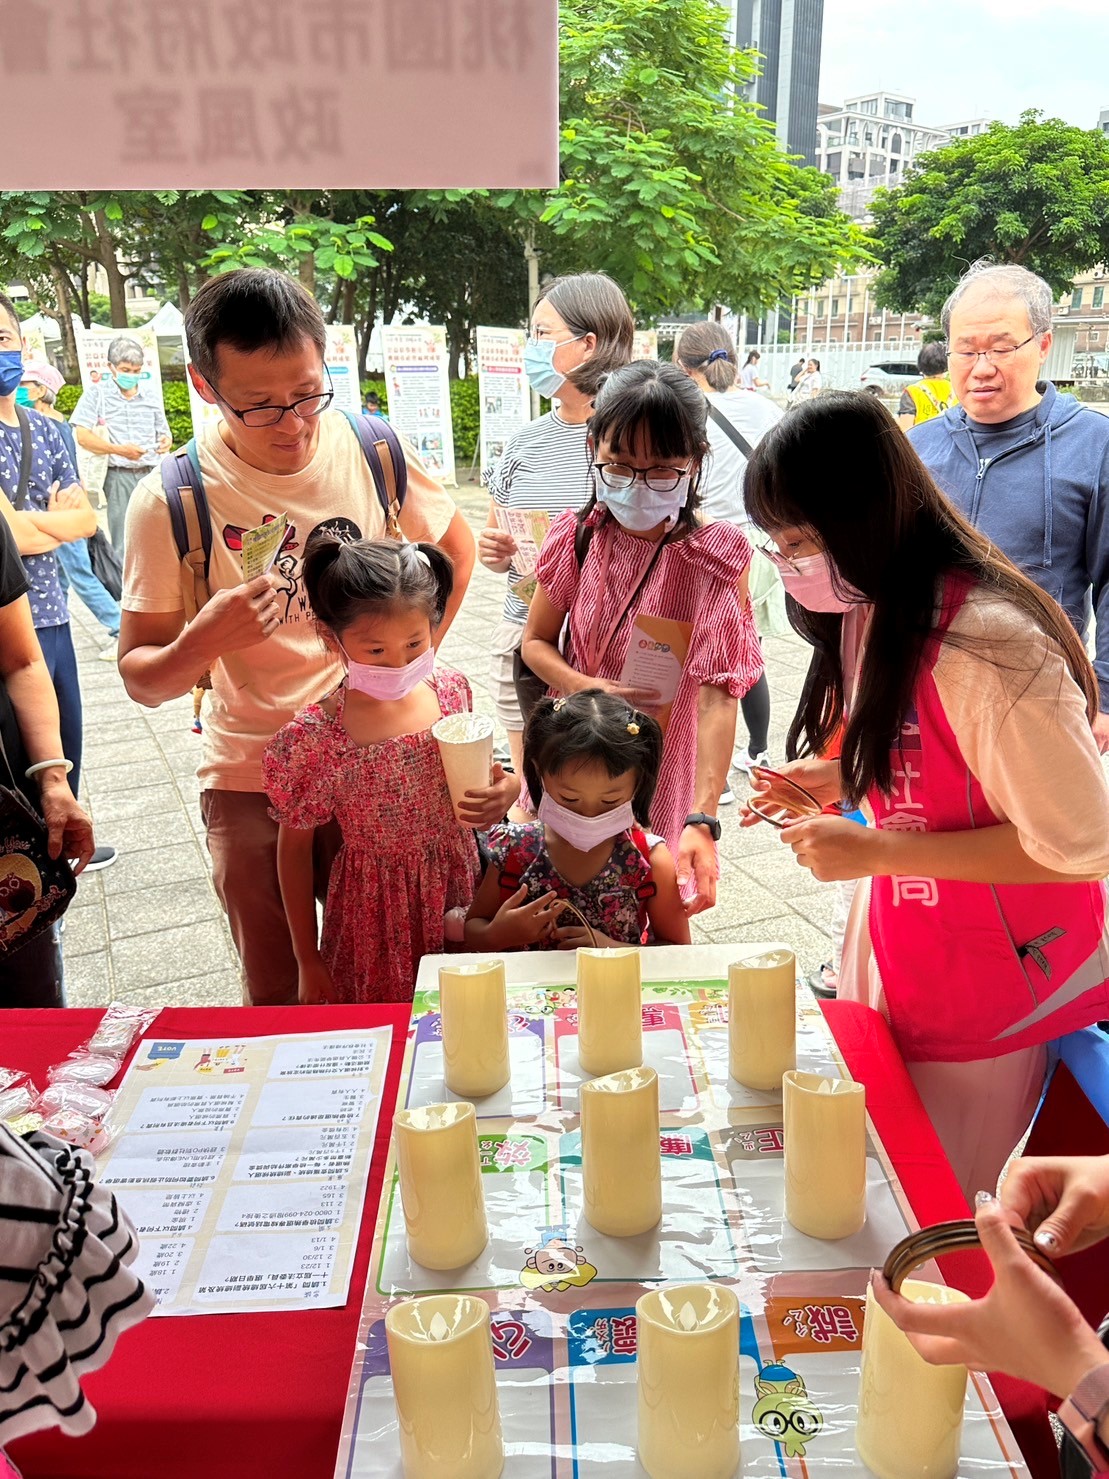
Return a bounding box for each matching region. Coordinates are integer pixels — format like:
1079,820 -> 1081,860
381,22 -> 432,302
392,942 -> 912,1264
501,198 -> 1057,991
99,1029 -> 390,1317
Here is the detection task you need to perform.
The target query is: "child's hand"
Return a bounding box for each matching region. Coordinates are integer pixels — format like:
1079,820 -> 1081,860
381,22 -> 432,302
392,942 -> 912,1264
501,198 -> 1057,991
552,923 -> 620,951
299,960 -> 338,1005
490,885 -> 560,947
456,763 -> 521,830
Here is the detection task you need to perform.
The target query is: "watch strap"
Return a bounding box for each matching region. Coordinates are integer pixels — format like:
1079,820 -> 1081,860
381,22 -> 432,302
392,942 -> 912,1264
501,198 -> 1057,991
684,812 -> 722,842
1073,1363 -> 1109,1425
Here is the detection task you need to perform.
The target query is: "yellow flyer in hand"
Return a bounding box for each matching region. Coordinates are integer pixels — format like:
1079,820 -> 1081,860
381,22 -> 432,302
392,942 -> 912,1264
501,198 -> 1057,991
240,513 -> 289,581
618,614 -> 692,733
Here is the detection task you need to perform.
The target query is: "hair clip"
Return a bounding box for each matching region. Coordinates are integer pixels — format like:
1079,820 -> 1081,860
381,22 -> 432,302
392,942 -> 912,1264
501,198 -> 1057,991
707,348 -> 730,363
403,544 -> 432,569
626,722 -> 640,735
553,697 -> 567,712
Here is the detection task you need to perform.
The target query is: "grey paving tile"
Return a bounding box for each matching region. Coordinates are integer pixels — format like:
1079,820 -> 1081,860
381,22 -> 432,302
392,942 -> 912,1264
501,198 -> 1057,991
64,951 -> 114,1007
705,873 -> 793,928
83,738 -> 166,771
110,920 -> 236,991
84,760 -> 175,797
72,871 -> 105,908
117,971 -> 243,1010
62,903 -> 108,957
736,847 -> 827,899
103,808 -> 195,854
701,913 -> 832,971
101,840 -> 209,896
89,783 -> 184,825
106,879 -> 221,942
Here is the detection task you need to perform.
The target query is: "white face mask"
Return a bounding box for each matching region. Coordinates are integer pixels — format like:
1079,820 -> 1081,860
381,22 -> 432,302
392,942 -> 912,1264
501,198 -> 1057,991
537,792 -> 636,852
596,474 -> 691,534
765,550 -> 863,613
340,643 -> 435,700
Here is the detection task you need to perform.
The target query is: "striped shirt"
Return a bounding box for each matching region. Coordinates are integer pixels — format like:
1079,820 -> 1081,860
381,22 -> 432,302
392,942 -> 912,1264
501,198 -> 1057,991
485,410 -> 592,624
70,377 -> 170,470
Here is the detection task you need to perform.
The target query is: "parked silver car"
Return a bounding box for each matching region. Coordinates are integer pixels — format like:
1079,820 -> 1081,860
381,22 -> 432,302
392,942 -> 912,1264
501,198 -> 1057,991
859,361 -> 920,394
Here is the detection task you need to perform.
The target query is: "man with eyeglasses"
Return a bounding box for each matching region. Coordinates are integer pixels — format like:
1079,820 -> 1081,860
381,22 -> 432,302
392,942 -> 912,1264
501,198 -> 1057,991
118,268 -> 481,1005
910,260 -> 1109,751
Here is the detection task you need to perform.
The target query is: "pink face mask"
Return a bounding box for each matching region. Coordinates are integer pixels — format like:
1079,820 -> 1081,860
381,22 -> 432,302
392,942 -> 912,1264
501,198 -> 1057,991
340,643 -> 435,701
537,792 -> 636,852
765,549 -> 863,613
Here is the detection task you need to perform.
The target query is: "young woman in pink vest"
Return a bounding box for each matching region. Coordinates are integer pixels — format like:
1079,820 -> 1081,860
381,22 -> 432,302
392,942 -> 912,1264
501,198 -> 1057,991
742,392 -> 1109,1200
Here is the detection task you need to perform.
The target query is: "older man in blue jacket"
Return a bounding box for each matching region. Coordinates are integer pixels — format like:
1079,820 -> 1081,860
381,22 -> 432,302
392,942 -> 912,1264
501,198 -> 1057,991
911,261 -> 1109,750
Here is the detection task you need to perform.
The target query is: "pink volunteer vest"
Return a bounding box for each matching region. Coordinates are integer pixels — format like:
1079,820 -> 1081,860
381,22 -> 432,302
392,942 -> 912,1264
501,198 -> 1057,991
868,577 -> 1109,1063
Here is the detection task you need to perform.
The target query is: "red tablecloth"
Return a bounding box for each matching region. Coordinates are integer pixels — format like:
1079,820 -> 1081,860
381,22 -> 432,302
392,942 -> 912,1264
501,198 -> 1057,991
5,999 -> 1089,1478
8,1006 -> 410,1479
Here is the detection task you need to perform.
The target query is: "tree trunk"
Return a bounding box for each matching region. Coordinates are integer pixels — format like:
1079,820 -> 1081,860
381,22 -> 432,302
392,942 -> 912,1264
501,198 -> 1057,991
523,231 -> 541,417
358,277 -> 380,377
77,262 -> 91,329
47,257 -> 80,379
299,252 -> 316,296
91,209 -> 130,326
177,268 -> 191,313
341,277 -> 357,325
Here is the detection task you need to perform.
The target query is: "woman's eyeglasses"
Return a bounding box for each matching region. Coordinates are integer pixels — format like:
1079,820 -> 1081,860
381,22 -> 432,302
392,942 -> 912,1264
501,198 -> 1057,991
595,462 -> 690,493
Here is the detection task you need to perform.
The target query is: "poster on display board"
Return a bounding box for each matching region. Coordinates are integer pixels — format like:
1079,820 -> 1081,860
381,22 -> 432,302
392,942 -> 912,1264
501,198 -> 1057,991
381,324 -> 457,485
76,324 -> 164,406
181,325 -> 364,437
20,323 -> 47,361
333,945 -> 1031,1479
632,329 -> 659,361
98,1027 -> 391,1317
476,326 -> 530,474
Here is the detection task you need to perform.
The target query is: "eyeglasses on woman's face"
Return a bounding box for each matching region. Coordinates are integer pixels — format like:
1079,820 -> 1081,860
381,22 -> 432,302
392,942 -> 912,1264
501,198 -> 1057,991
594,461 -> 690,493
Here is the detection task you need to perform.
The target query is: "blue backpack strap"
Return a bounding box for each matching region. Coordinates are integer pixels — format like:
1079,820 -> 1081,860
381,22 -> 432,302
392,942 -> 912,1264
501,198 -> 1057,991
160,440 -> 212,578
342,411 -> 408,535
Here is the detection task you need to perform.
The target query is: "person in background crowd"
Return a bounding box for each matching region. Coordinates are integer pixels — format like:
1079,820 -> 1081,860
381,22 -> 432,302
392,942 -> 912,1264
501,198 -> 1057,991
120,268 -> 484,1006
522,360 -> 763,915
898,340 -> 957,430
0,505 -> 95,1006
743,393 -> 1109,1199
738,350 -> 769,391
790,358 -> 822,401
673,322 -> 784,800
910,261 -> 1109,752
480,271 -> 635,786
788,356 -> 805,392
0,295 -> 113,883
363,391 -> 383,417
874,1158 -> 1109,1479
70,335 -> 171,554
20,362 -> 121,661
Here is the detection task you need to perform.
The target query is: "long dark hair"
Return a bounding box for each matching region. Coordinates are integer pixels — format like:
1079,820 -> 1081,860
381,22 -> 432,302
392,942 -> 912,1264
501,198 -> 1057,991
579,360 -> 710,545
523,690 -> 663,826
302,533 -> 454,635
744,392 -> 1098,802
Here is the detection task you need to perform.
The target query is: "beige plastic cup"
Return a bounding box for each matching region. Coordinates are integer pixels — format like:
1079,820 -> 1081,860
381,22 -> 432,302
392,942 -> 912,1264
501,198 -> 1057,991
432,713 -> 495,823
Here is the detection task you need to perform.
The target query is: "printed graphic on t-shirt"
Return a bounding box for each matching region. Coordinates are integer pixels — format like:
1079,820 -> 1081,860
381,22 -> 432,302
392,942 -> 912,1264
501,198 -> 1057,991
216,515 -> 365,627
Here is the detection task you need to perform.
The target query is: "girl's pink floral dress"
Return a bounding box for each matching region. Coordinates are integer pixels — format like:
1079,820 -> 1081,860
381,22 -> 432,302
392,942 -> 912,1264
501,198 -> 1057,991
263,667 -> 480,1003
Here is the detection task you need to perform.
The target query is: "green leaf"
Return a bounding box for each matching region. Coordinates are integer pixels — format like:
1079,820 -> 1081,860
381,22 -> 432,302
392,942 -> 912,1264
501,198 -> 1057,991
201,215 -> 219,231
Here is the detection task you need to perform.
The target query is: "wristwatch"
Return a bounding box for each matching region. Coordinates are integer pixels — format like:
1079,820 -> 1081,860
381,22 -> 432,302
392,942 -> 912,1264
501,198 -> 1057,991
684,812 -> 722,842
1061,1362 -> 1109,1476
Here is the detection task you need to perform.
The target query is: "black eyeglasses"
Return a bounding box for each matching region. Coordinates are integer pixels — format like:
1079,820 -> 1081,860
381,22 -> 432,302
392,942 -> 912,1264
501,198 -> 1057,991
946,334 -> 1037,367
207,366 -> 335,427
595,461 -> 690,494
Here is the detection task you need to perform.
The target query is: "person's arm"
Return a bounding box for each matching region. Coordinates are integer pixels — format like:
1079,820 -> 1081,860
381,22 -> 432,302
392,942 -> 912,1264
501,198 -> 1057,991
0,487 -> 60,554
0,589 -> 95,869
645,842 -> 692,944
276,823 -> 335,1003
520,585 -> 659,705
779,813 -> 1107,884
73,423 -> 119,456
434,508 -> 475,642
464,867 -> 560,950
676,682 -> 737,912
23,482 -> 97,543
1086,442 -> 1109,750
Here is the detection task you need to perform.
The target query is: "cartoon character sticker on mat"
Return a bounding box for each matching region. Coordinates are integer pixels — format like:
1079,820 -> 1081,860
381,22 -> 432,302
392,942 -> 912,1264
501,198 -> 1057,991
519,1233 -> 598,1293
752,1364 -> 824,1459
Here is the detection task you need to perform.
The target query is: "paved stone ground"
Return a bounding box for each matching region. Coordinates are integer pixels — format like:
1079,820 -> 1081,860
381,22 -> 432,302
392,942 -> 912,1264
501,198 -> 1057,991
63,481 -> 833,1008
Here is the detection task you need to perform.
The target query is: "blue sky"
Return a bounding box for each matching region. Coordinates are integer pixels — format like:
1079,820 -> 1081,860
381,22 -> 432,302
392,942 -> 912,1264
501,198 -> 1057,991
819,0 -> 1109,130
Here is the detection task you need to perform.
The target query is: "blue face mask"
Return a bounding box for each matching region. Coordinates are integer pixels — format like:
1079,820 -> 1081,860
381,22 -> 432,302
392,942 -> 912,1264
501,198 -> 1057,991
15,386 -> 33,406
0,351 -> 24,398
523,335 -> 582,398
114,371 -> 141,391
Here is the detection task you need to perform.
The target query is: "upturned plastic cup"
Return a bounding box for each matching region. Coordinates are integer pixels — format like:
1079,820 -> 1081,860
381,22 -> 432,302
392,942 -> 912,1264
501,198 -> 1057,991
432,713 -> 495,824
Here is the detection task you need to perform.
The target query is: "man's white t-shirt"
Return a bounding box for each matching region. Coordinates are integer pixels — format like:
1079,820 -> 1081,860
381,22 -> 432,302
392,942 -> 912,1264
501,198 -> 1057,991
123,411 -> 457,793
699,390 -> 783,527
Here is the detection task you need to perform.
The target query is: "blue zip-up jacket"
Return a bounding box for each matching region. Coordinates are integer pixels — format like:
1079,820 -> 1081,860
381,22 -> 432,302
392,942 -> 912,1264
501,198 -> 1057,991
910,384 -> 1109,708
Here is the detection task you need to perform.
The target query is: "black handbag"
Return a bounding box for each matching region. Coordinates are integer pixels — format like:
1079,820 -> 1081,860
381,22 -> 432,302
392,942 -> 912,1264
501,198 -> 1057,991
0,726 -> 76,959
87,527 -> 122,601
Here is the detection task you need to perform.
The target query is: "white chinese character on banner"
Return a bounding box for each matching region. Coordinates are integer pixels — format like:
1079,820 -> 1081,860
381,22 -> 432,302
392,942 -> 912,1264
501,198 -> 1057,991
891,876 -> 939,907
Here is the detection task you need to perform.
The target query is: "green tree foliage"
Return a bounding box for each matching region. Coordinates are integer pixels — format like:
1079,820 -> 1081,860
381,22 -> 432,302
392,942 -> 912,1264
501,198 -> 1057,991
870,112 -> 1109,318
